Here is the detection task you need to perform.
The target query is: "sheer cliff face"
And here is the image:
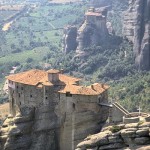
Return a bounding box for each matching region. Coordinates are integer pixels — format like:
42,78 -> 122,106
123,0 -> 150,70
63,8 -> 109,54
76,8 -> 109,52
76,121 -> 150,150
0,96 -> 109,150
63,26 -> 77,53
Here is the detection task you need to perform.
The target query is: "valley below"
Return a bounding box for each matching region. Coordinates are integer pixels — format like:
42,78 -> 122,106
0,0 -> 149,149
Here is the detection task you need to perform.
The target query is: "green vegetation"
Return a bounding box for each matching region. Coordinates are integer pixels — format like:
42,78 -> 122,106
0,10 -> 18,21
110,125 -> 124,133
0,2 -> 85,103
53,39 -> 150,112
137,121 -> 144,126
0,0 -> 150,113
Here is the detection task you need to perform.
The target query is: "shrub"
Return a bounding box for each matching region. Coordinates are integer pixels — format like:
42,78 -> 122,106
110,125 -> 124,133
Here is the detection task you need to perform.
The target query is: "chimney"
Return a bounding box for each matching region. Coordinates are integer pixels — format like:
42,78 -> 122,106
60,69 -> 64,74
47,69 -> 60,83
101,84 -> 104,88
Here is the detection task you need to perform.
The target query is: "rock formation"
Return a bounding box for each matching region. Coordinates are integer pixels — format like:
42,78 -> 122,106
63,6 -> 114,54
0,103 -> 109,150
0,69 -> 110,150
76,7 -> 109,53
123,0 -> 150,70
63,25 -> 77,53
76,121 -> 150,150
0,106 -> 59,150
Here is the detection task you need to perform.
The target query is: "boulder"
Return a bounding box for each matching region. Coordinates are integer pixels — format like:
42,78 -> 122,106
136,128 -> 149,137
134,137 -> 150,145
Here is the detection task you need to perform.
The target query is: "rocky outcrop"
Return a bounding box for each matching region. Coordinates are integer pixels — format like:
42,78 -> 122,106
76,122 -> 150,150
123,0 -> 150,70
0,101 -> 109,150
63,6 -> 115,54
0,105 -> 61,150
63,25 -> 77,53
76,7 -> 109,53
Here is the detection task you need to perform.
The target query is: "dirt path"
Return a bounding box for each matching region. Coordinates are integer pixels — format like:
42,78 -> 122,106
2,21 -> 13,31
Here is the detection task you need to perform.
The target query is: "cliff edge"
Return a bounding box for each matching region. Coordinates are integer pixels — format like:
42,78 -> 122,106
123,0 -> 150,70
76,120 -> 150,150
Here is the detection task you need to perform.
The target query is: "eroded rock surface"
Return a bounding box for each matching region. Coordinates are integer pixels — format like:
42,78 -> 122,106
123,0 -> 150,70
0,101 -> 109,150
76,122 -> 150,150
76,7 -> 109,53
63,26 -> 77,53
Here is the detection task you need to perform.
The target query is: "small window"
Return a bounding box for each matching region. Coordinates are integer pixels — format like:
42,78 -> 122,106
73,103 -> 75,110
16,86 -> 18,89
46,97 -> 48,100
30,95 -> 32,98
19,93 -> 21,97
98,95 -> 102,103
66,92 -> 72,97
21,87 -> 23,90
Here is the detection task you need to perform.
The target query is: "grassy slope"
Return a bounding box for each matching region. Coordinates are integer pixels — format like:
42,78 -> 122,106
0,2 -> 85,102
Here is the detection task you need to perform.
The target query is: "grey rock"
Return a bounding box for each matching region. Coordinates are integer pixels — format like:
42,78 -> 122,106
63,26 -> 77,53
123,0 -> 150,70
134,137 -> 150,145
76,122 -> 150,150
121,128 -> 137,138
136,128 -> 149,137
108,135 -> 123,143
99,143 -> 126,150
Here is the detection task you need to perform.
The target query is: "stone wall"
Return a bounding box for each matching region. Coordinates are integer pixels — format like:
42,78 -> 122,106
57,93 -> 109,150
0,87 -> 109,150
9,83 -> 43,116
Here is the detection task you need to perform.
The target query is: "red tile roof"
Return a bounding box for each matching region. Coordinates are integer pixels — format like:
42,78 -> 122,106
85,12 -> 102,17
58,83 -> 109,96
6,69 -> 109,95
6,69 -> 80,86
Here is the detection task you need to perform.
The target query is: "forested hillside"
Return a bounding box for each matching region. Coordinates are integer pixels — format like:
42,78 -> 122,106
0,1 -> 86,102
0,0 -> 149,112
